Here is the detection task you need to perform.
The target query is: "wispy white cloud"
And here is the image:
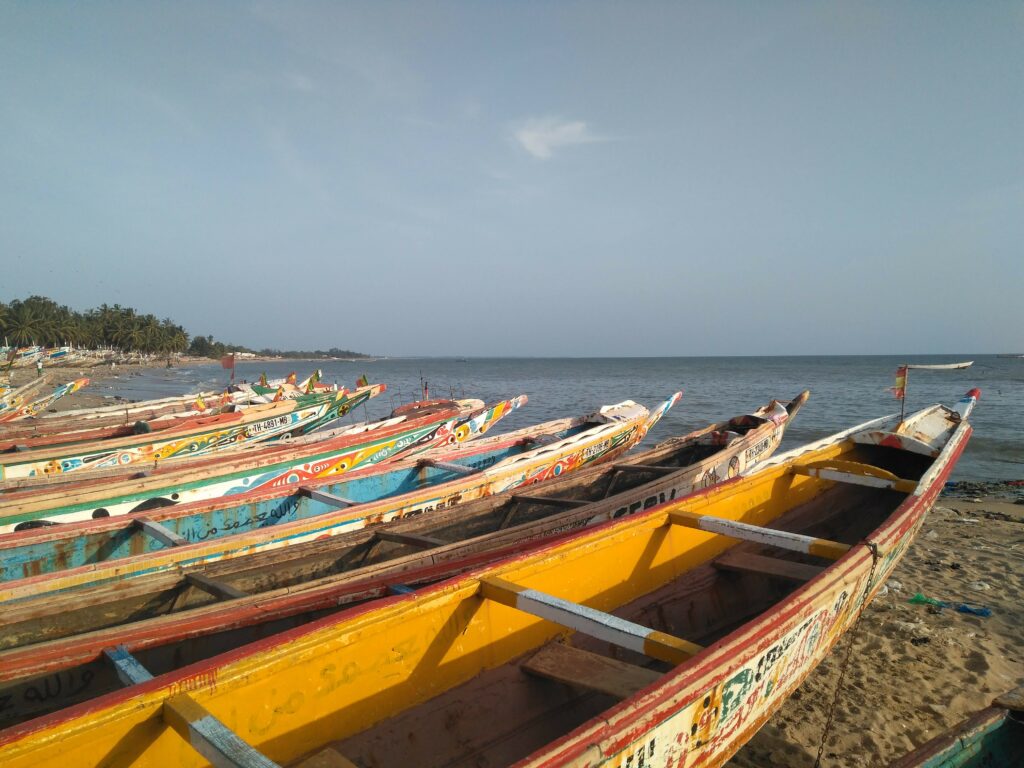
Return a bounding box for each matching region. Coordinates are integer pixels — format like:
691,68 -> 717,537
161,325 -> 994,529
513,117 -> 603,159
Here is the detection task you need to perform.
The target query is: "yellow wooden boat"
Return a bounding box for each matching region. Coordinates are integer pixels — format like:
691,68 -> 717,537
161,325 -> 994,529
0,390 -> 978,768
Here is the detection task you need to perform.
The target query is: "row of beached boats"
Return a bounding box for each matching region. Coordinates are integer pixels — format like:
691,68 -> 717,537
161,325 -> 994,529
0,373 -> 981,767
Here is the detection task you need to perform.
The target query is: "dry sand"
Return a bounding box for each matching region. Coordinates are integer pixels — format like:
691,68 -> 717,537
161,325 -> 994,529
728,486 -> 1024,767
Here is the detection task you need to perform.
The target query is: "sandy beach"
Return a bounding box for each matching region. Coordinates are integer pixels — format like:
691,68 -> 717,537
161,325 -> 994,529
4,358 -> 205,414
728,483 -> 1024,767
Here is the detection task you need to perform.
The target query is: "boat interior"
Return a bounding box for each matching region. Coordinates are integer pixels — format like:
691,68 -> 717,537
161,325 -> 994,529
0,405 -> 782,652
0,440 -> 935,754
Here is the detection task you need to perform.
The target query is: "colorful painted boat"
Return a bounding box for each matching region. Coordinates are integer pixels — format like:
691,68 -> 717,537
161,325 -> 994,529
0,393 -> 520,531
0,393 -> 680,599
0,371 -> 330,443
889,687 -> 1024,767
0,390 -> 976,767
0,393 -> 805,726
0,378 -> 90,424
0,378 -> 51,420
0,385 -> 384,483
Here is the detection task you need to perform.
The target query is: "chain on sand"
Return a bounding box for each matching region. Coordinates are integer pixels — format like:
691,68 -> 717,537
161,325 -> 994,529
813,542 -> 880,768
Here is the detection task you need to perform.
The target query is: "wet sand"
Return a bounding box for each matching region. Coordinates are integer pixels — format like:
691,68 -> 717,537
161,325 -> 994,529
728,484 -> 1024,767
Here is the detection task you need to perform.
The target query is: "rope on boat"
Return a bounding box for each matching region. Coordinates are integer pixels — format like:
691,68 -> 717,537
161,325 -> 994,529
813,541 -> 881,768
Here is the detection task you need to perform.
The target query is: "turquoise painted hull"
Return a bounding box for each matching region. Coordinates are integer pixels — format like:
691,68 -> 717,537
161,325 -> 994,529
0,425 -> 585,585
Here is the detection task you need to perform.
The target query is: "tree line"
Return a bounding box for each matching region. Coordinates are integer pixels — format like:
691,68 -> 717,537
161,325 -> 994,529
1,296 -> 368,360
1,296 -> 189,355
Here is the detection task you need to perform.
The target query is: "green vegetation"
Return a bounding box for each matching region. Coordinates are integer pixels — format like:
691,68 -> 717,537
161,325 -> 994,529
0,296 -> 370,360
256,347 -> 370,360
1,296 -> 188,355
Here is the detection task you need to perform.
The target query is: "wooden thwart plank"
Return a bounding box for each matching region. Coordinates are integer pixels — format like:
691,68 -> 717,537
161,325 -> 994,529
299,487 -> 358,508
104,646 -> 281,767
611,463 -> 678,474
373,530 -> 447,549
417,458 -> 476,475
792,460 -> 918,494
667,510 -> 851,561
523,642 -> 661,700
103,645 -> 154,686
480,576 -> 702,665
185,572 -> 248,600
510,494 -> 590,508
163,694 -> 281,768
713,550 -> 825,583
135,516 -> 188,547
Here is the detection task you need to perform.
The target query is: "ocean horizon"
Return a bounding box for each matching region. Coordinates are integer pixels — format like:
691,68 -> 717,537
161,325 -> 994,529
95,354 -> 1021,484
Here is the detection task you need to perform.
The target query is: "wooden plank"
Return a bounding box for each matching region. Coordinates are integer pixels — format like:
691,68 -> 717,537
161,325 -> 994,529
163,693 -> 281,768
509,494 -> 589,508
299,487 -> 357,508
185,572 -> 248,601
713,550 -> 825,583
792,460 -> 918,494
135,516 -> 188,547
523,642 -> 661,700
417,459 -> 475,476
610,464 -> 678,474
103,645 -> 154,686
667,510 -> 851,561
479,576 -> 702,665
294,747 -> 360,768
373,530 -> 446,549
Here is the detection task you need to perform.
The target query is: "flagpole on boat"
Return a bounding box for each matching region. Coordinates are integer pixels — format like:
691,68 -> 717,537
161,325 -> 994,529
894,361 -> 974,425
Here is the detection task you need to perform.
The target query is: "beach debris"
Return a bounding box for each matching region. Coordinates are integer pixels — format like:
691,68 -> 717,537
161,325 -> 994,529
910,636 -> 931,646
969,580 -> 991,591
887,579 -> 904,592
924,530 -> 939,540
908,592 -> 993,617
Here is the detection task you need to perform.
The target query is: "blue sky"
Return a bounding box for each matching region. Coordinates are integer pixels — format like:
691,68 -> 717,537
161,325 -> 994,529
1,2 -> 1021,356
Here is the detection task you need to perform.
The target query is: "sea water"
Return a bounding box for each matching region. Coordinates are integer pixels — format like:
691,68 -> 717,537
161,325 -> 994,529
95,355 -> 1022,482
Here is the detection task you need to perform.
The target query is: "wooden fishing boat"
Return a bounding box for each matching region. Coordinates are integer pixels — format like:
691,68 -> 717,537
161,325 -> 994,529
889,687 -> 1024,767
0,393 -> 806,726
0,393 -> 680,599
0,390 -> 977,767
0,377 -> 345,453
0,371 -> 328,442
0,377 -> 51,420
0,393 -> 521,530
0,378 -> 90,423
0,385 -> 384,483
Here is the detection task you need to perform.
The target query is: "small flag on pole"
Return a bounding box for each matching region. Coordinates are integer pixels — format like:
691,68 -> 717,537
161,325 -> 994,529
891,366 -> 908,399
194,393 -> 207,412
286,371 -> 297,386
273,386 -> 285,402
220,389 -> 231,406
305,370 -> 320,394
259,372 -> 268,387
356,374 -> 369,388
220,353 -> 236,382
